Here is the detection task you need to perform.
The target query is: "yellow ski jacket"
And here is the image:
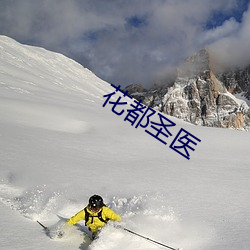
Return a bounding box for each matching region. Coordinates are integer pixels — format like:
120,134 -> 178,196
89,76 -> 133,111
67,206 -> 121,233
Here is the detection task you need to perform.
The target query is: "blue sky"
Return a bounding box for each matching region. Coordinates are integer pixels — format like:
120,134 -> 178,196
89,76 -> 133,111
0,0 -> 249,88
205,0 -> 249,28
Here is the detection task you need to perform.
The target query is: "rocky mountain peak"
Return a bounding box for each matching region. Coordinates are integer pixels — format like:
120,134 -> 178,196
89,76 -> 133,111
177,49 -> 210,78
125,49 -> 250,130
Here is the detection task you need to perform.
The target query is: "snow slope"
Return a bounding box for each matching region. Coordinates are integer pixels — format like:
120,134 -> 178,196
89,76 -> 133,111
0,35 -> 250,250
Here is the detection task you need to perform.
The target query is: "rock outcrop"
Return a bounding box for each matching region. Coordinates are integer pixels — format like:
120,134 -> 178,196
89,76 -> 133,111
125,49 -> 250,130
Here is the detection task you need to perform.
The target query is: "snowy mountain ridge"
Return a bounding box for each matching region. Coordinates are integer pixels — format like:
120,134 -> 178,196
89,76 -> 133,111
0,35 -> 116,134
0,35 -> 111,100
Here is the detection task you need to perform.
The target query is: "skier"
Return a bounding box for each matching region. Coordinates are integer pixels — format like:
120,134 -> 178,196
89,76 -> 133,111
66,194 -> 121,239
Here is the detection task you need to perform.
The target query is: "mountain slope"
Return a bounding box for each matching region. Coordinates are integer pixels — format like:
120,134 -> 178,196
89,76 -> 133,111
0,36 -> 250,250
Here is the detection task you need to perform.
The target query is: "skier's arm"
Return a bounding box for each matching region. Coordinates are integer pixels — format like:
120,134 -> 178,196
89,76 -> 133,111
104,207 -> 122,222
67,209 -> 85,225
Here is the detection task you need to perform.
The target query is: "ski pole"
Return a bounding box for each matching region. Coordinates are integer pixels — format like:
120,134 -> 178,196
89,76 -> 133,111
37,220 -> 48,231
122,227 -> 180,250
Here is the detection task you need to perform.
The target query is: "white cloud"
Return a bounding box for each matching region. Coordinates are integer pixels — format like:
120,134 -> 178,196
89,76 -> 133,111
209,5 -> 250,68
0,0 -> 249,87
200,18 -> 240,45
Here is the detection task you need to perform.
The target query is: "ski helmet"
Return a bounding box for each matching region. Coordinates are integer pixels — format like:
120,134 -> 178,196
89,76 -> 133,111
89,195 -> 104,210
